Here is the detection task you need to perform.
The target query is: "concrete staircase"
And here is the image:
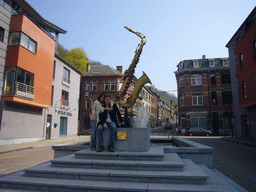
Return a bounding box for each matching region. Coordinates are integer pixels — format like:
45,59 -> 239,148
0,147 -> 246,192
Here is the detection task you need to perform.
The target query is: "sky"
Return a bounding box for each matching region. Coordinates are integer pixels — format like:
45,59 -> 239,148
26,0 -> 255,96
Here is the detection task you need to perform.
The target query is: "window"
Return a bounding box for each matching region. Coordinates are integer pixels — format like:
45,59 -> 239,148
192,95 -> 203,105
222,91 -> 232,104
86,100 -> 90,109
242,81 -> 247,99
191,74 -> 202,86
4,67 -> 35,99
61,90 -> 69,106
110,82 -> 115,91
104,82 -> 109,90
221,74 -> 231,85
210,74 -> 216,85
9,32 -> 20,44
239,54 -> 243,70
92,82 -> 97,91
190,113 -> 207,128
9,32 -> 37,53
51,86 -> 54,105
209,60 -> 215,67
179,76 -> 184,87
179,62 -> 184,69
53,60 -> 56,80
179,94 -> 184,106
4,67 -> 16,95
86,83 -> 91,91
223,60 -> 228,66
193,61 -> 199,68
0,27 -> 4,42
211,91 -> 217,105
63,67 -> 70,84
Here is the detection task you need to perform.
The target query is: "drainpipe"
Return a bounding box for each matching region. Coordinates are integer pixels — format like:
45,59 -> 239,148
207,70 -> 211,131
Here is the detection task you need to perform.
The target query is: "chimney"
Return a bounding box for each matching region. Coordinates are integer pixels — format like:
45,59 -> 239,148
116,66 -> 123,73
87,63 -> 91,71
202,55 -> 206,59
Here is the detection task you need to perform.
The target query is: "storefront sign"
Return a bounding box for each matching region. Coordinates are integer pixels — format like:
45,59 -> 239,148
57,110 -> 72,116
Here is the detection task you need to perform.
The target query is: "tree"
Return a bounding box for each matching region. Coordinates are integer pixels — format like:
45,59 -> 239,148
65,48 -> 88,73
56,43 -> 69,58
88,60 -> 102,65
148,85 -> 177,106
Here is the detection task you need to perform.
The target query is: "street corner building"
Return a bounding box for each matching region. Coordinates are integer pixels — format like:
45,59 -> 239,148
0,0 -> 80,145
226,6 -> 256,140
174,55 -> 232,135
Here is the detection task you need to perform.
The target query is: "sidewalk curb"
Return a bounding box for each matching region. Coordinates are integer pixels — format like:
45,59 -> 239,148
222,136 -> 256,147
0,146 -> 33,154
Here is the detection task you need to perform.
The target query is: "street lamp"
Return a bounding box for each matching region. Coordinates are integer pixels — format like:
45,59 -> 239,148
170,100 -> 173,123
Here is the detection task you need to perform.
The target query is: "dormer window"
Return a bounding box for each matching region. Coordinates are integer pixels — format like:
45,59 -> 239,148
193,61 -> 199,68
179,62 -> 184,69
209,60 -> 215,67
223,60 -> 228,66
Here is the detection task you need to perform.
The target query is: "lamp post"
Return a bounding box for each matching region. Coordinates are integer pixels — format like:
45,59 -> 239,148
175,105 -> 178,128
170,100 -> 173,123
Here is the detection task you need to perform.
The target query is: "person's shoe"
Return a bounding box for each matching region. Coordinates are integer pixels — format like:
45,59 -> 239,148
90,147 -> 96,151
97,145 -> 104,152
108,144 -> 115,152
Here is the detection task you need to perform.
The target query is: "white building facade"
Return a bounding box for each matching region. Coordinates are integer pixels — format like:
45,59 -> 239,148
44,54 -> 81,140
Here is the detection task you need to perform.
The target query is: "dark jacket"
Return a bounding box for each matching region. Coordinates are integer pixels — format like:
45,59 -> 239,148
98,102 -> 123,127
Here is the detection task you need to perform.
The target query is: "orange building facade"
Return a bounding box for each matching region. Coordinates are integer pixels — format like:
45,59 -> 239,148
0,0 -> 66,145
2,14 -> 55,108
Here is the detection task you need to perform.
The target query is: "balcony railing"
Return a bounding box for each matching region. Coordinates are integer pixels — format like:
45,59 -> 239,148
61,99 -> 69,109
15,82 -> 35,100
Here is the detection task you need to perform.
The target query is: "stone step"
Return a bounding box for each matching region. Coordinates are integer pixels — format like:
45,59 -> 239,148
74,147 -> 164,161
24,159 -> 208,184
0,168 -> 241,192
50,153 -> 185,171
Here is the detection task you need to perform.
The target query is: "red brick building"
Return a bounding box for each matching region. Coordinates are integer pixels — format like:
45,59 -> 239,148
80,64 -> 162,133
175,56 -> 232,135
228,7 -> 256,139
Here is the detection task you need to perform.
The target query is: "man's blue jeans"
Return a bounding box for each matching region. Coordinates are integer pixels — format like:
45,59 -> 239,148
90,120 -> 97,148
98,121 -> 116,146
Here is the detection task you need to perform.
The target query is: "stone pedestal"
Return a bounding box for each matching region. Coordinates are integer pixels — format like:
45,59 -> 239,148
96,128 -> 150,152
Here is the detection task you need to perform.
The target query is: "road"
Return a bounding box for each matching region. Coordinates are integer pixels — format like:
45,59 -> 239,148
151,126 -> 256,192
186,137 -> 256,192
0,146 -> 54,176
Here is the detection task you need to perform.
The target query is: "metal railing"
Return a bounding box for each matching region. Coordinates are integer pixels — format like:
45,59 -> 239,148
61,99 -> 69,106
16,82 -> 35,95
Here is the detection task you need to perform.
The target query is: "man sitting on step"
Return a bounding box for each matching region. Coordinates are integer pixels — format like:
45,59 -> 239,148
97,95 -> 124,152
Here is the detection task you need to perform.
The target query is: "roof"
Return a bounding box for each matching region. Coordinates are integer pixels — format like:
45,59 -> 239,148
82,65 -> 123,77
226,6 -> 256,47
14,0 -> 67,34
175,57 -> 229,72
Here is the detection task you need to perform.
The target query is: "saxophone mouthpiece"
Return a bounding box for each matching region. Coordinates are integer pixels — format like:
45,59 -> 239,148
124,26 -> 135,33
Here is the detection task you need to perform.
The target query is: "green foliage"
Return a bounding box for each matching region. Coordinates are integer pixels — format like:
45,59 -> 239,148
65,48 -> 88,73
56,43 -> 69,58
88,59 -> 102,65
148,85 -> 177,106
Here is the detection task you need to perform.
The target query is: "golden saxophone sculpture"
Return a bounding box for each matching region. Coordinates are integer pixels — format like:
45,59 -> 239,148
116,26 -> 152,109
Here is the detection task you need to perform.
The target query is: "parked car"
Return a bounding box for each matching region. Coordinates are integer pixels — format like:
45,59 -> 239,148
188,127 -> 212,136
164,123 -> 172,130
